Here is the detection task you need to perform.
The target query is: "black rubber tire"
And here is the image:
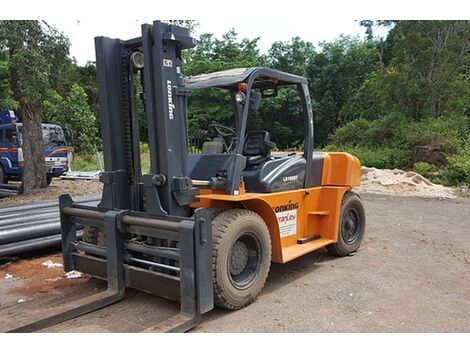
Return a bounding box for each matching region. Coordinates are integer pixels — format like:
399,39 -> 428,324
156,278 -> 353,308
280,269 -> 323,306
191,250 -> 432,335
212,209 -> 271,310
46,176 -> 53,186
326,191 -> 365,257
0,166 -> 6,184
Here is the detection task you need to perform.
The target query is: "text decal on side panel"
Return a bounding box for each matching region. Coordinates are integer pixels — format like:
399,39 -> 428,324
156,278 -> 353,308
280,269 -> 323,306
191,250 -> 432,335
273,201 -> 299,237
277,209 -> 297,237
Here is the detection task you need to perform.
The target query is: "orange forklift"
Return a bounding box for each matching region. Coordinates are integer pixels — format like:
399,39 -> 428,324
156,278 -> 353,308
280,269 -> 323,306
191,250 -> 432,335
2,20 -> 365,332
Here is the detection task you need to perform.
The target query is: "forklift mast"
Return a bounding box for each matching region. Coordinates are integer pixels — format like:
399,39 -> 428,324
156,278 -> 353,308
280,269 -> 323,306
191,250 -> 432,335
96,21 -> 195,217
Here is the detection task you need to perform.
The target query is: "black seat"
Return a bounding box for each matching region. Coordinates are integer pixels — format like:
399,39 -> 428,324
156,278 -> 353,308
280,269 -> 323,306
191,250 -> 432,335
243,131 -> 276,165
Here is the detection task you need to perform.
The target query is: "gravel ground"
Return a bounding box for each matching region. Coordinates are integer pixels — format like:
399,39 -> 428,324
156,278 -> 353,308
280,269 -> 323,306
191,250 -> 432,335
0,193 -> 469,332
0,179 -> 102,207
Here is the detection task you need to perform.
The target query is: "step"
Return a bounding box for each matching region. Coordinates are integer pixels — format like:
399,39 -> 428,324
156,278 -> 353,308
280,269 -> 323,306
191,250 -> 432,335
282,238 -> 334,263
308,210 -> 330,216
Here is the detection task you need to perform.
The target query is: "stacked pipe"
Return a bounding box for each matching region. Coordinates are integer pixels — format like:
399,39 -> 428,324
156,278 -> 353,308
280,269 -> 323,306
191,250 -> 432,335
0,184 -> 19,198
0,195 -> 100,257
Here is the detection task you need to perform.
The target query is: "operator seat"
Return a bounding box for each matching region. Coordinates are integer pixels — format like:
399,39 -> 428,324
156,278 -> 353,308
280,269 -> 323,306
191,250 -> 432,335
243,131 -> 276,165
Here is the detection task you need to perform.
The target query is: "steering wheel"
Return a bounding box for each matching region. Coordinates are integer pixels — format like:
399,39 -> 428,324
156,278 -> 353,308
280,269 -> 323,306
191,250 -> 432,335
208,123 -> 236,138
208,123 -> 236,152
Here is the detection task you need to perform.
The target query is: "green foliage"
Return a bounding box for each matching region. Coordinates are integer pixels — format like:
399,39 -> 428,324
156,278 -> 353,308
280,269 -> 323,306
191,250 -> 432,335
0,20 -> 71,105
444,143 -> 470,186
332,113 -> 468,152
43,84 -> 99,152
345,21 -> 470,121
72,151 -> 151,174
185,30 -> 262,76
251,86 -> 304,149
139,142 -> 149,154
267,37 -> 316,77
331,113 -> 407,147
0,51 -> 17,109
71,152 -> 101,172
413,143 -> 470,187
1,20 -> 470,190
58,62 -> 98,116
413,162 -> 443,184
324,144 -> 410,170
307,36 -> 379,145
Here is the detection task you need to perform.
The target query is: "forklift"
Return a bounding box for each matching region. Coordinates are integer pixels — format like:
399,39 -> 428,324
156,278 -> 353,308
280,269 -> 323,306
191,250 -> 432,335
2,20 -> 365,332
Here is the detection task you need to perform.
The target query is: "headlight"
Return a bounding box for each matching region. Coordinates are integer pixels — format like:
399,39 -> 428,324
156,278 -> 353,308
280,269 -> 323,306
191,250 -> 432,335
235,92 -> 245,103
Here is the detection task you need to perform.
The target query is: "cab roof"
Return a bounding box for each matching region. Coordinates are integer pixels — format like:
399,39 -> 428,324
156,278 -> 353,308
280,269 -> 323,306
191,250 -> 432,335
185,67 -> 307,90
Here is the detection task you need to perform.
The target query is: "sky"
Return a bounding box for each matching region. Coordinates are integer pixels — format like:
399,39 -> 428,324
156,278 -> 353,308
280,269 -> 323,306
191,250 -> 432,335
47,19 -> 384,66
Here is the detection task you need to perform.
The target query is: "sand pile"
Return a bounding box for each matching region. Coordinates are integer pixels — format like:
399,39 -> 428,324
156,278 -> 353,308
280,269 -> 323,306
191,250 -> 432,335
357,167 -> 456,198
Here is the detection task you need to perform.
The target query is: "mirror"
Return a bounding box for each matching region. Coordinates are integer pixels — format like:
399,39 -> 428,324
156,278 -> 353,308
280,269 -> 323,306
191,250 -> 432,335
249,91 -> 262,112
261,88 -> 278,98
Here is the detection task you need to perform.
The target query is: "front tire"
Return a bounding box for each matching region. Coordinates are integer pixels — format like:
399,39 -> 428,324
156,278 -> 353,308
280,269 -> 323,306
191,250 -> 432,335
212,209 -> 271,310
326,191 -> 365,256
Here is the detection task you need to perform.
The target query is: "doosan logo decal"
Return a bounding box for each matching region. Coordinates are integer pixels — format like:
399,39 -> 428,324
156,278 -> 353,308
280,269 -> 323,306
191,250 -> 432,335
167,80 -> 175,120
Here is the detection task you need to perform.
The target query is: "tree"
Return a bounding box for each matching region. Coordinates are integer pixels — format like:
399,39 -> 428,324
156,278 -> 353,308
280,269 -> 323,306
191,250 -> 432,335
0,50 -> 17,110
307,37 -> 378,145
0,20 -> 70,193
350,21 -> 470,121
44,84 -> 99,152
267,37 -> 316,77
184,30 -> 263,136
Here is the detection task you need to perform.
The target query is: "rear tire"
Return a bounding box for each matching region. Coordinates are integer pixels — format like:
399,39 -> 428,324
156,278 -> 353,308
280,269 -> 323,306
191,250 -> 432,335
0,166 -> 6,184
326,191 -> 365,256
212,209 -> 271,310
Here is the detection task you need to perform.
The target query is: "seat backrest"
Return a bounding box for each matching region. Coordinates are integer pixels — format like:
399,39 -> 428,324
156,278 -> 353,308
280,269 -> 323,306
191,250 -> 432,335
243,131 -> 271,157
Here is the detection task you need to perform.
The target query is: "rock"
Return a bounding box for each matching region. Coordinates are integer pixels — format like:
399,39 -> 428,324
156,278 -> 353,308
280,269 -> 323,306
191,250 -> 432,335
413,145 -> 448,167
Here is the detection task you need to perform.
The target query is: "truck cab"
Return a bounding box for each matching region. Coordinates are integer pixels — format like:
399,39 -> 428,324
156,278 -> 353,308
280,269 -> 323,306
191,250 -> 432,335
0,110 -> 72,185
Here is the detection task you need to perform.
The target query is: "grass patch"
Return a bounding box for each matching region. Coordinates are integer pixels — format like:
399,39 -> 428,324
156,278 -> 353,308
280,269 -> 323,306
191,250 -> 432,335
72,152 -> 151,173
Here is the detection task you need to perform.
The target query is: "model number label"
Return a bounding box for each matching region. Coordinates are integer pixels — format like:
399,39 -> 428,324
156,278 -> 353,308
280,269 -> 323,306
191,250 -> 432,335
283,175 -> 298,182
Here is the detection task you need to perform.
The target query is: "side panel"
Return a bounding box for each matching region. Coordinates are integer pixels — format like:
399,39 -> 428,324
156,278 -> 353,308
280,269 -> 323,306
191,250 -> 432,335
195,185 -> 351,263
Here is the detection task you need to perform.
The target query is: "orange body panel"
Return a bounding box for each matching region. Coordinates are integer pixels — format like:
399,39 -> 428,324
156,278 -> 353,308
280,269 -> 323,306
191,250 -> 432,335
321,152 -> 361,187
191,152 -> 361,264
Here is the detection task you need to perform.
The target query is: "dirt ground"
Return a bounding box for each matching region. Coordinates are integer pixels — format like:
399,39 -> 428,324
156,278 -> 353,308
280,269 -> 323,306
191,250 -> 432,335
0,192 -> 468,332
0,179 -> 102,207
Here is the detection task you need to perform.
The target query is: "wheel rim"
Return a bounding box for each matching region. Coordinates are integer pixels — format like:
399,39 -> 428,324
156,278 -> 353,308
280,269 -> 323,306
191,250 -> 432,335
341,208 -> 360,245
228,231 -> 262,289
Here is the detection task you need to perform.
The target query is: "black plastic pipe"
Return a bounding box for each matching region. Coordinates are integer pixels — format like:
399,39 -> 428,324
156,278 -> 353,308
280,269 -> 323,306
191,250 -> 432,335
0,234 -> 62,257
0,207 -> 58,220
0,212 -> 59,227
0,217 -> 60,234
0,231 -> 83,257
0,221 -> 61,245
0,183 -> 19,191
